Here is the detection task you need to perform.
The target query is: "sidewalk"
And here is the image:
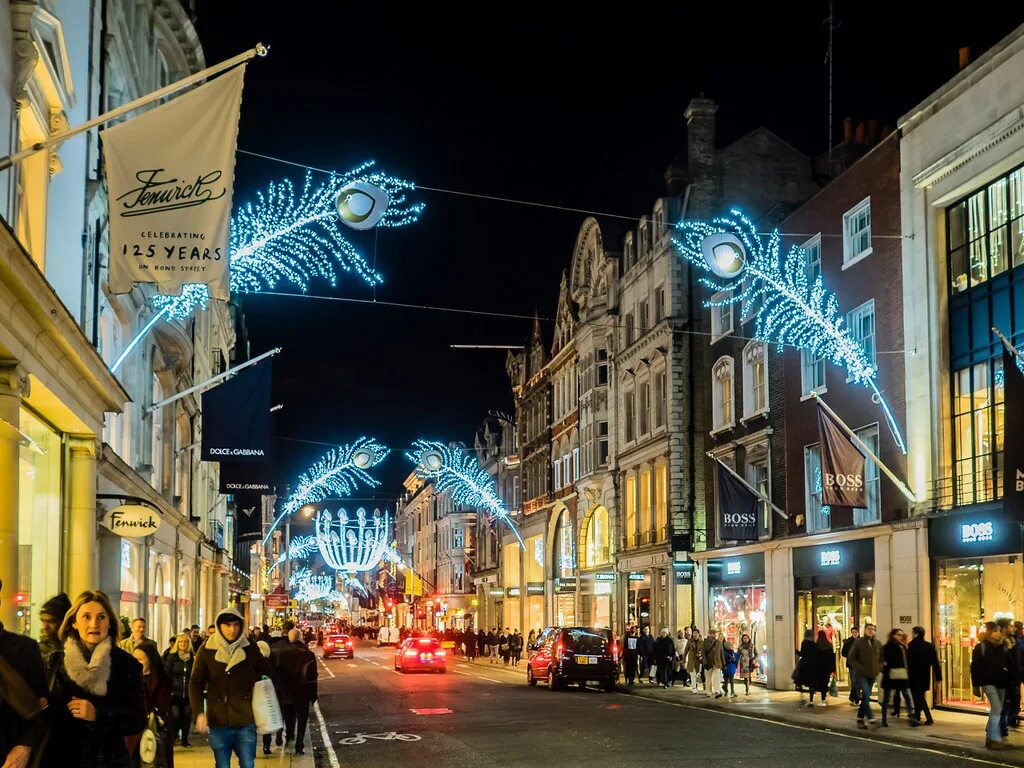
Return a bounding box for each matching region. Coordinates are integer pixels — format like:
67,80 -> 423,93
173,732 -> 315,767
620,680 -> 1024,765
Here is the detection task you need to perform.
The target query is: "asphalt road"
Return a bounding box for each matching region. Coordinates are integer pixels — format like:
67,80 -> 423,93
307,640 -> 1003,768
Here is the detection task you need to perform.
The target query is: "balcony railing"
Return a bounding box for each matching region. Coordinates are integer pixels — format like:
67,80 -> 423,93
621,527 -> 671,550
925,468 -> 1001,512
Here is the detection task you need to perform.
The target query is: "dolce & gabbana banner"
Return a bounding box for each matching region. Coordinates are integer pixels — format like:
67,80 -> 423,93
201,358 -> 271,462
816,403 -> 867,508
102,65 -> 246,300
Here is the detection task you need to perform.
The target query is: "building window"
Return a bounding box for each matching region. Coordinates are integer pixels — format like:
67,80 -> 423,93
625,312 -> 635,346
638,217 -> 649,257
711,293 -> 733,341
597,421 -> 609,465
952,357 -> 1003,506
553,458 -> 562,491
654,285 -> 665,323
803,444 -> 830,534
746,459 -> 771,539
639,381 -> 650,435
743,341 -> 768,417
846,299 -> 876,376
801,234 -> 822,283
624,233 -> 635,269
638,299 -> 649,333
624,475 -> 637,545
585,506 -> 610,566
712,356 -> 735,432
948,167 -> 1024,294
654,370 -> 667,428
654,202 -> 666,241
801,348 -> 826,395
843,197 -> 872,267
624,389 -> 635,442
454,527 -> 464,548
655,464 -> 668,540
854,425 -> 881,526
572,447 -> 580,481
596,348 -> 609,385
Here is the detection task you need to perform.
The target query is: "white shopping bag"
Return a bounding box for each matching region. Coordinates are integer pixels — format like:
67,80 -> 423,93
253,677 -> 284,734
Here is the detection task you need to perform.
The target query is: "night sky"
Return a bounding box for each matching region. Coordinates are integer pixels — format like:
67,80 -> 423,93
193,3 -> 1024,500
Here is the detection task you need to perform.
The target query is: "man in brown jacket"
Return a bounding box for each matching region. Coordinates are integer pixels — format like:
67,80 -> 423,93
846,622 -> 883,728
190,607 -> 272,768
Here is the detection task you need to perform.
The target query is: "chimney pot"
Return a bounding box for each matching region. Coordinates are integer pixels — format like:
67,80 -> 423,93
959,46 -> 971,70
867,119 -> 880,146
843,118 -> 853,144
854,122 -> 866,145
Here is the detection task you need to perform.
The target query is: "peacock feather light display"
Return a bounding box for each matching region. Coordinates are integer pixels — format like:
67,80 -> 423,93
408,439 -> 523,547
267,535 -> 318,575
673,210 -> 906,454
315,507 -> 391,573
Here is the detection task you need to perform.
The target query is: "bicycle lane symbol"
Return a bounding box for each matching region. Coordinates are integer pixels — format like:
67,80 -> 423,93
335,731 -> 422,746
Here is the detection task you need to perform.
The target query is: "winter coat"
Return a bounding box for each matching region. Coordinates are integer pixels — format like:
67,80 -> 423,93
276,641 -> 318,705
881,640 -> 910,690
477,632 -> 487,653
737,641 -> 756,678
653,636 -> 675,664
683,638 -> 702,673
622,633 -> 640,658
815,644 -> 836,690
846,635 -> 882,681
487,631 -> 498,648
672,636 -> 686,658
723,648 -> 738,677
164,652 -> 194,701
638,633 -> 655,659
142,672 -> 174,768
702,637 -> 725,670
0,626 -> 47,762
971,637 -> 1010,689
796,639 -> 818,687
841,636 -> 856,666
116,635 -> 158,655
510,634 -> 524,652
188,613 -> 273,729
906,636 -> 941,693
44,638 -> 147,768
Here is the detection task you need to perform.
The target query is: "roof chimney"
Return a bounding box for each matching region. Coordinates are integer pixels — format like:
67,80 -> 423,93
843,118 -> 853,144
959,47 -> 971,70
867,119 -> 880,146
854,122 -> 866,145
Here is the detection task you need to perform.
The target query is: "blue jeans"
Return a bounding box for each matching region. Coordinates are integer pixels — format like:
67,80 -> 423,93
209,725 -> 257,768
857,675 -> 875,721
984,686 -> 1006,742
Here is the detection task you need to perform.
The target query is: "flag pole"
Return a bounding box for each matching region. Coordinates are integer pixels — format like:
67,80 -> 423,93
147,346 -> 281,413
993,326 -> 1022,358
708,452 -> 789,520
0,43 -> 268,171
810,391 -> 918,503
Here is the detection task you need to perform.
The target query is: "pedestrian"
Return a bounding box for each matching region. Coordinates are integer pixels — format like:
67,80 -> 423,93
972,621 -> 1012,750
906,626 -> 940,726
476,628 -> 487,661
44,589 -> 147,768
638,626 -> 655,684
847,623 -> 882,728
499,628 -> 511,666
737,633 -> 756,695
842,627 -> 861,705
510,630 -> 524,666
256,640 -> 283,755
133,643 -> 175,768
118,616 -> 158,654
672,630 -> 687,687
654,629 -> 675,688
527,628 -> 536,650
999,618 -> 1021,738
1009,621 -> 1024,728
189,625 -> 203,653
722,640 -> 738,697
702,628 -> 725,698
465,629 -> 477,661
38,591 -> 71,689
0,578 -> 48,768
165,633 -> 195,747
881,628 -> 915,726
684,629 -> 702,693
795,628 -> 818,707
277,629 -> 318,756
487,628 -> 498,664
621,626 -> 640,685
813,629 -> 836,708
189,607 -> 273,768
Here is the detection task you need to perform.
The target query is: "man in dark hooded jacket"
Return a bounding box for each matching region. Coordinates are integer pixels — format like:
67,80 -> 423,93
621,626 -> 640,685
906,626 -> 941,725
276,629 -> 318,756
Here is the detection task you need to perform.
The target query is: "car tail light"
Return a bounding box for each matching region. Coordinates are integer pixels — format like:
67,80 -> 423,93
554,641 -> 563,660
404,650 -> 418,657
611,635 -> 619,664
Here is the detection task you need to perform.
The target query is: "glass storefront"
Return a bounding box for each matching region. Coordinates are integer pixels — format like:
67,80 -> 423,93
626,572 -> 651,631
707,555 -> 767,683
16,407 -> 62,636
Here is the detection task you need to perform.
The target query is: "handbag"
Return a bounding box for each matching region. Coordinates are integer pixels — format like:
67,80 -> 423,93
139,711 -> 167,767
889,667 -> 909,681
252,676 -> 285,734
829,676 -> 839,698
649,664 -> 658,678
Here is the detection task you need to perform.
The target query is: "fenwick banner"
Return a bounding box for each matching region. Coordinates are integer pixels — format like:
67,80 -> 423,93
218,461 -> 274,494
102,65 -> 246,300
716,462 -> 759,542
201,359 -> 271,463
816,404 -> 868,508
233,492 -> 263,543
1002,349 -> 1024,518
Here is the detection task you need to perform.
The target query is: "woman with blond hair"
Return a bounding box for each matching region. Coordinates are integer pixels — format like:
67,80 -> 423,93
164,633 -> 195,747
43,590 -> 146,768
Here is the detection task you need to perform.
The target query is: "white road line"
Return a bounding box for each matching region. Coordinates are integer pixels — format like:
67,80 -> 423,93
627,693 -> 1016,768
452,669 -> 506,684
313,700 -> 340,768
317,656 -> 336,679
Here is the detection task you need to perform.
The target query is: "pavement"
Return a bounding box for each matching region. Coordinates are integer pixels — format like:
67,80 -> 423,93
173,732 -> 314,767
302,639 -> 1024,767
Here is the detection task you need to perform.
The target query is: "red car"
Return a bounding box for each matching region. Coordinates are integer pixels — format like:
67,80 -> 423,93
394,636 -> 447,673
322,634 -> 354,659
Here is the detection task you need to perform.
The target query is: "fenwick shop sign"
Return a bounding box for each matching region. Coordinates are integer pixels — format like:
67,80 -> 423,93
104,504 -> 161,537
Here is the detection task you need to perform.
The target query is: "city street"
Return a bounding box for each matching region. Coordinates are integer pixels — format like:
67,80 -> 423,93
306,641 -> 1007,768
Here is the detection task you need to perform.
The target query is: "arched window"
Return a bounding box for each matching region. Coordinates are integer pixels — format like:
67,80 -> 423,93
743,341 -> 768,417
585,506 -> 610,567
553,510 -> 574,579
712,356 -> 735,431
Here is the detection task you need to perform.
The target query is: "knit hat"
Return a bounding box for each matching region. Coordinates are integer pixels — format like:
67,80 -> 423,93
40,593 -> 71,621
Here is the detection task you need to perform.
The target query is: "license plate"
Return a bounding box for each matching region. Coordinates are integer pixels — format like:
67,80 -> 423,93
577,656 -> 592,664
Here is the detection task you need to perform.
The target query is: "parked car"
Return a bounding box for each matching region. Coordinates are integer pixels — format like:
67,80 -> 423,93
394,636 -> 447,673
377,625 -> 400,646
322,634 -> 354,659
527,627 -> 617,692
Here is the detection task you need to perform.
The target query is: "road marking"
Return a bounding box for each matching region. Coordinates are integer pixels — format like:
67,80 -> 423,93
338,731 -> 421,746
625,692 -> 1017,767
318,655 -> 336,679
313,700 -> 340,768
347,663 -> 357,668
410,708 -> 452,715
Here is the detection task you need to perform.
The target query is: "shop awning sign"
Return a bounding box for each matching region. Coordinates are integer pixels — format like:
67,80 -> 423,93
594,572 -> 616,582
628,572 -> 645,582
104,504 -> 160,537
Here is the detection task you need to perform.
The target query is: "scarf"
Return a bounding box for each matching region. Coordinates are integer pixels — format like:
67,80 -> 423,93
38,634 -> 62,666
205,626 -> 249,671
177,649 -> 192,662
63,636 -> 113,696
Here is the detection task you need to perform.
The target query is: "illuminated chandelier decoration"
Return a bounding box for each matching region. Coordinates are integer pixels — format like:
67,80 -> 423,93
113,166 -> 423,371
289,567 -> 347,606
673,210 -> 906,454
408,439 -> 523,547
315,507 -> 392,573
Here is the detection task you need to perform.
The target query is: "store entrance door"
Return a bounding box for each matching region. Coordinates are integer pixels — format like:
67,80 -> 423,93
797,588 -> 853,687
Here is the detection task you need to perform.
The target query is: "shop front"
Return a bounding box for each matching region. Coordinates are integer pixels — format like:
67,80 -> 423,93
929,511 -> 1023,711
626,571 -> 652,631
580,571 -> 614,628
504,587 -> 521,631
525,582 -> 545,633
706,554 -> 767,684
793,539 -> 875,689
